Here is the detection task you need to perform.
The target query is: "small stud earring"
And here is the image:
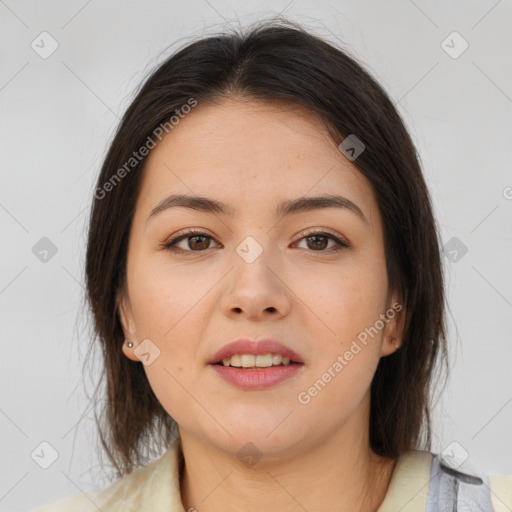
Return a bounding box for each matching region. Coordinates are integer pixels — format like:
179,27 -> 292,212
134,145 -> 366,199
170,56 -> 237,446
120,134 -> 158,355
390,336 -> 399,348
125,341 -> 133,348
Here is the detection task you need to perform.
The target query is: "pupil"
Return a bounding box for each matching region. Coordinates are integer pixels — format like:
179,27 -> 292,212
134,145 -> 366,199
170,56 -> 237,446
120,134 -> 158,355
308,235 -> 327,250
190,236 -> 209,250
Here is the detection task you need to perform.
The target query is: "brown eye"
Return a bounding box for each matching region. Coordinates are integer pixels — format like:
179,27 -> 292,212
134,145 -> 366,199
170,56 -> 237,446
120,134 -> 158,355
294,231 -> 349,252
163,230 -> 219,254
305,234 -> 329,251
185,235 -> 211,251
163,228 -> 348,255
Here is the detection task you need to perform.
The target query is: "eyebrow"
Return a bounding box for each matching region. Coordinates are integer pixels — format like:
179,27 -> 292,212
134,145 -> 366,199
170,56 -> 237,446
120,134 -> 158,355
147,193 -> 368,224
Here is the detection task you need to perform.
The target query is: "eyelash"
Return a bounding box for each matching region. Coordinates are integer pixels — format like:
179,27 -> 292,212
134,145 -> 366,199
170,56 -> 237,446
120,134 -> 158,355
161,228 -> 349,256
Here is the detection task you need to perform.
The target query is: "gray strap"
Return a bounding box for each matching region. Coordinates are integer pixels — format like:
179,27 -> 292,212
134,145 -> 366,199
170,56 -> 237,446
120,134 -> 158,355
425,454 -> 495,511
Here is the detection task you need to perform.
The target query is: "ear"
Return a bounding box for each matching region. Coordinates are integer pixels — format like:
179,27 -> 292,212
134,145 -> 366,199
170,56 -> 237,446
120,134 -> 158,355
380,288 -> 406,358
116,289 -> 140,362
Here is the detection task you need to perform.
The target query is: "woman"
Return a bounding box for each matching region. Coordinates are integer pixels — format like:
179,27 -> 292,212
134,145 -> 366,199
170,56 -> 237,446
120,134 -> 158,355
34,17 -> 511,512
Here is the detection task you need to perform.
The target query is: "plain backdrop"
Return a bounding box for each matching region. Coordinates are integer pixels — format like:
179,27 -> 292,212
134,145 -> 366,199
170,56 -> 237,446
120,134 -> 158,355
1,1 -> 511,511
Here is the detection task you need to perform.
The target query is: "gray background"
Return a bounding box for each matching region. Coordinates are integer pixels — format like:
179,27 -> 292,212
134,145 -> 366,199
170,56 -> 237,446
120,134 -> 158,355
1,1 -> 511,511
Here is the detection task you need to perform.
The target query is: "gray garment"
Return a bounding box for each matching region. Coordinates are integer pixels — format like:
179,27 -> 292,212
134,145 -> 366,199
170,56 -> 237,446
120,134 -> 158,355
425,453 -> 496,511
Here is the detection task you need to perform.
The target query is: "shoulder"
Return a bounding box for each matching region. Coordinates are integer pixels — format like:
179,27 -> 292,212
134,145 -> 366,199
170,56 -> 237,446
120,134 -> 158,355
378,450 -> 434,511
29,491 -> 102,512
31,439 -> 182,512
427,452 -> 512,512
378,449 -> 512,512
32,464 -> 153,512
489,473 -> 512,511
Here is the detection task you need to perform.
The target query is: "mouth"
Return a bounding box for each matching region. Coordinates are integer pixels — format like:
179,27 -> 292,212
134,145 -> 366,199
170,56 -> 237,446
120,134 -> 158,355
207,339 -> 305,391
209,357 -> 304,390
211,353 -> 304,369
207,338 -> 305,389
207,338 -> 305,366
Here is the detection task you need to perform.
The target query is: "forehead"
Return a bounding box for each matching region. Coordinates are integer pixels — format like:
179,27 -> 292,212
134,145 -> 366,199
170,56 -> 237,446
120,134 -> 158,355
136,99 -> 376,220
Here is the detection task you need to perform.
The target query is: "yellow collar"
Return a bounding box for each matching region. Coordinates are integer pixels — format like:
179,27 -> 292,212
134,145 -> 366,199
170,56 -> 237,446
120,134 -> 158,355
377,449 -> 433,511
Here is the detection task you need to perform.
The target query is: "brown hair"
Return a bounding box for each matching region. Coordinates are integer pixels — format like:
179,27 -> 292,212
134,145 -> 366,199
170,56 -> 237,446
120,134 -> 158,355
84,16 -> 449,480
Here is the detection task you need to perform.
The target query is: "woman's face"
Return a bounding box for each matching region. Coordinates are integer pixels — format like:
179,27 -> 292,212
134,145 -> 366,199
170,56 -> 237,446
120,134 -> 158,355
118,99 -> 403,457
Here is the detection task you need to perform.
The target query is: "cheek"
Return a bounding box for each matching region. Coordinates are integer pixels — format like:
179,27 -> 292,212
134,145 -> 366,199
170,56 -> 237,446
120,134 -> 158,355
126,262 -> 204,421
129,257 -> 204,336
303,260 -> 388,338
299,271 -> 385,414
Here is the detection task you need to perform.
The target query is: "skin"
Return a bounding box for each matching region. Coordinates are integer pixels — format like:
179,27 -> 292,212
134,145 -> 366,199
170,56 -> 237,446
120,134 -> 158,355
118,98 -> 405,512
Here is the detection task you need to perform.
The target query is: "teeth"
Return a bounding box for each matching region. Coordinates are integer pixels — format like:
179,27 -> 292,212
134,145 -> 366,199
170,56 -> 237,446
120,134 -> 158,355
229,354 -> 242,367
256,354 -> 273,367
241,354 -> 256,368
221,353 -> 294,368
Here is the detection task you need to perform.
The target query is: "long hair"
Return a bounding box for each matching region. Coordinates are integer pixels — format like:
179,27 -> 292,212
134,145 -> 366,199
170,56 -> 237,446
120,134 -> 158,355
84,16 -> 448,480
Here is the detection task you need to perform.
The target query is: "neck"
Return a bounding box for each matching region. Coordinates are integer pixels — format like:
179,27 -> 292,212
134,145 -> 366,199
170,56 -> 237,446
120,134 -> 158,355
178,427 -> 396,512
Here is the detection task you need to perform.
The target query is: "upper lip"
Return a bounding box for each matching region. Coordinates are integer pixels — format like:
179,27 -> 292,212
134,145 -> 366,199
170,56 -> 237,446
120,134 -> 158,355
208,339 -> 305,365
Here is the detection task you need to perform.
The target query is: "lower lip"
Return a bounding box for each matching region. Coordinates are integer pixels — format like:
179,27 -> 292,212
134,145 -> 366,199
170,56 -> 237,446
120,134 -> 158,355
210,364 -> 304,390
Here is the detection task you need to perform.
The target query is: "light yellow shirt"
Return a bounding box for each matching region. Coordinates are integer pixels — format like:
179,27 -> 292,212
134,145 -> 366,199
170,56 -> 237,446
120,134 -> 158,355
32,438 -> 512,512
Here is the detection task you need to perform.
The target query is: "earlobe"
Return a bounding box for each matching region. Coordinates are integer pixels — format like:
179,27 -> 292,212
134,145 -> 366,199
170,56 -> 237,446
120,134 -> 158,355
381,335 -> 401,357
122,339 -> 140,362
380,291 -> 406,357
389,335 -> 401,352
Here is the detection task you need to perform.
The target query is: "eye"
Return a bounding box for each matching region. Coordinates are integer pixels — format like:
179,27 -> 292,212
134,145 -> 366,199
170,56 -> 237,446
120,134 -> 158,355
293,229 -> 349,253
162,228 -> 220,254
161,228 -> 349,255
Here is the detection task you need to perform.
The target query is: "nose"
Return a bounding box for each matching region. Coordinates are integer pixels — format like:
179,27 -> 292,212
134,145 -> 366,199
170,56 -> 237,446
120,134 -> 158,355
219,245 -> 291,321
